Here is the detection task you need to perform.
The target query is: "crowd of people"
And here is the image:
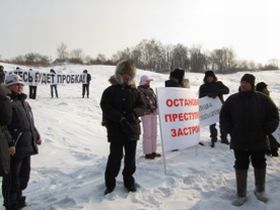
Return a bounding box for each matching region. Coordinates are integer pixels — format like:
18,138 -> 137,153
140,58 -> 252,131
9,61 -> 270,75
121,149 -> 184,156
1,61 -> 280,208
0,65 -> 92,100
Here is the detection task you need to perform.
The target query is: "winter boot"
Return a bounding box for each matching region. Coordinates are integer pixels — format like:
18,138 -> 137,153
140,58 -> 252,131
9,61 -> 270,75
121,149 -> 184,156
254,168 -> 269,203
232,169 -> 247,206
210,137 -> 216,148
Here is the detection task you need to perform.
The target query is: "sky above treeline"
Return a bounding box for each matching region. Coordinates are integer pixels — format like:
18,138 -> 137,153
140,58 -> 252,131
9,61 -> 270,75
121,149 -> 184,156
0,0 -> 279,63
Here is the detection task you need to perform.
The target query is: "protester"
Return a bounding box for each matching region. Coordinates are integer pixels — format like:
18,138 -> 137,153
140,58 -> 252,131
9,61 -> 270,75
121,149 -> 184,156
137,75 -> 160,159
199,70 -> 230,147
220,74 -> 279,206
50,69 -> 58,98
3,74 -> 42,210
28,69 -> 37,99
100,59 -> 145,195
0,84 -> 14,210
0,84 -> 13,176
0,65 -> 5,84
82,69 -> 91,98
256,82 -> 279,157
165,68 -> 185,87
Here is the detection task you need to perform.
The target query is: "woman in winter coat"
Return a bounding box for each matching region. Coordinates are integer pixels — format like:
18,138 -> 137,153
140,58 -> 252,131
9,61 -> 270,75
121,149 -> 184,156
199,70 -> 229,147
137,75 -> 160,159
220,74 -> 279,206
100,59 -> 145,195
3,74 -> 42,210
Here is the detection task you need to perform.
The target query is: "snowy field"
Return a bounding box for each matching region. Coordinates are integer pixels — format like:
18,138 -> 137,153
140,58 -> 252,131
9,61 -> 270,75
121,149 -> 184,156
0,63 -> 280,210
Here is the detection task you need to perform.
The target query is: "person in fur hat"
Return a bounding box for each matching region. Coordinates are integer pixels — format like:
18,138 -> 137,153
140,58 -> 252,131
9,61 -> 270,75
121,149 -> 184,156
100,59 -> 145,195
220,73 -> 279,206
199,70 -> 230,147
165,68 -> 185,87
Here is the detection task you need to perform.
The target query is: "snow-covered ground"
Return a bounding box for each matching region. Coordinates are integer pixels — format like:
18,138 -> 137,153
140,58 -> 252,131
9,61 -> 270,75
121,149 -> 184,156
0,63 -> 280,210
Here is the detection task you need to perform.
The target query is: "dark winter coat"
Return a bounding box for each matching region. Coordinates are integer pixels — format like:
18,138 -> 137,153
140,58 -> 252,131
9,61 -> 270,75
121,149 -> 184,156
199,81 -> 229,103
100,84 -> 145,142
86,73 -> 91,84
0,86 -> 12,175
137,85 -> 157,115
165,78 -> 182,87
220,91 -> 279,151
7,92 -> 40,160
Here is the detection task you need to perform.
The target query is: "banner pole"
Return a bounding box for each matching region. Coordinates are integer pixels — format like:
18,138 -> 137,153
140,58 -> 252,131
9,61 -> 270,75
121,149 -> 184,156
156,88 -> 167,175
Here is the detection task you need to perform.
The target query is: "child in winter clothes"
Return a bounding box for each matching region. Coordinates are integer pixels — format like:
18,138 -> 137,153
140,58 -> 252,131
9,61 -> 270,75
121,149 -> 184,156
138,75 -> 160,159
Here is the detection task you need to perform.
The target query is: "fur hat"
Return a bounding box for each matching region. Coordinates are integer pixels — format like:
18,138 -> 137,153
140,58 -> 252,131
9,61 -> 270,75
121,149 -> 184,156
256,82 -> 267,92
172,68 -> 185,83
5,74 -> 24,87
139,75 -> 153,86
241,74 -> 255,88
203,70 -> 217,83
115,59 -> 136,85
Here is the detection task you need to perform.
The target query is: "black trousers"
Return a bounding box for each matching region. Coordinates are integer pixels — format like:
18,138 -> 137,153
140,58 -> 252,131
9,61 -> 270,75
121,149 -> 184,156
105,141 -> 137,189
234,150 -> 266,170
209,123 -> 228,141
2,156 -> 31,207
82,84 -> 89,98
29,86 -> 37,99
50,85 -> 58,98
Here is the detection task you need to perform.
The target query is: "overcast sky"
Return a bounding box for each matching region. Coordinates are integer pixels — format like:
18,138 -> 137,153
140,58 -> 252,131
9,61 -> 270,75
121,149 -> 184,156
0,0 -> 279,63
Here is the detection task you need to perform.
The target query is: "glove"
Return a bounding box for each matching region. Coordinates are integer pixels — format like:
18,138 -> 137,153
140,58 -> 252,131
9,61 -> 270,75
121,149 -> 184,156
120,118 -> 134,138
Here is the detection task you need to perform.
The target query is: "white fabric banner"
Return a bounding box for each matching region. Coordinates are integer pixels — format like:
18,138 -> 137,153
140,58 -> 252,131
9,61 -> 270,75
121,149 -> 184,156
199,96 -> 223,127
9,70 -> 87,85
272,112 -> 280,144
156,87 -> 200,152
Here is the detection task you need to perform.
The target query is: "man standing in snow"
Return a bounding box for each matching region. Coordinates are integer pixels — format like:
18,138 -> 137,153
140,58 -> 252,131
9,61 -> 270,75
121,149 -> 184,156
100,59 -> 145,195
82,69 -> 91,98
199,70 -> 230,147
3,74 -> 42,210
220,74 -> 279,206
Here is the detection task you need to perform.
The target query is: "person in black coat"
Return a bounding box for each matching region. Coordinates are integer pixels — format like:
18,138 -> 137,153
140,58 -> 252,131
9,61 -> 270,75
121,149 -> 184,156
165,68 -> 185,87
0,84 -> 13,176
199,70 -> 229,147
50,69 -> 58,98
256,82 -> 279,157
100,59 -> 145,195
220,74 -> 279,206
82,69 -> 91,98
3,74 -> 42,210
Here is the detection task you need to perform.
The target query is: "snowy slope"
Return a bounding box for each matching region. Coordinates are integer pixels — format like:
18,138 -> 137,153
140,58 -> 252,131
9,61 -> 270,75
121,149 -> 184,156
0,63 -> 280,210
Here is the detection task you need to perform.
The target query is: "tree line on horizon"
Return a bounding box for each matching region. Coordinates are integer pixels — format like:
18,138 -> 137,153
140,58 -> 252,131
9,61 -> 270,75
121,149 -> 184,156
1,39 -> 279,73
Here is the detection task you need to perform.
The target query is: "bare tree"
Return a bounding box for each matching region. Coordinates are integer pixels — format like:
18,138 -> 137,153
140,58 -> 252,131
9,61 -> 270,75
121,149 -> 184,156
57,42 -> 68,60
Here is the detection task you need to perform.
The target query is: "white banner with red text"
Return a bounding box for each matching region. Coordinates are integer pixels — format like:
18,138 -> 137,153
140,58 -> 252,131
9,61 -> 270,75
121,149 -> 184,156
156,87 -> 200,152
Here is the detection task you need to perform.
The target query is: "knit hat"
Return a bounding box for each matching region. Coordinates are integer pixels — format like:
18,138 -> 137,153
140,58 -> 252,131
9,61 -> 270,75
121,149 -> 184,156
241,73 -> 255,88
256,82 -> 267,92
139,75 -> 153,85
5,74 -> 24,87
